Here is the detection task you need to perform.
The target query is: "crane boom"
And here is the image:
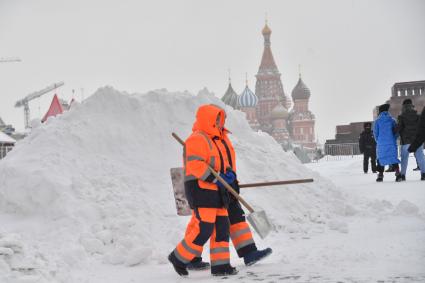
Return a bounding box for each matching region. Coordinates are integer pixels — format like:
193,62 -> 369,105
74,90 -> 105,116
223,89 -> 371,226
14,82 -> 65,129
0,57 -> 21,63
15,82 -> 65,107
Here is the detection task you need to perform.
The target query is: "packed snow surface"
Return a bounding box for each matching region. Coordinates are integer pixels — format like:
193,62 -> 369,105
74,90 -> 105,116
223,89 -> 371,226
0,87 -> 424,282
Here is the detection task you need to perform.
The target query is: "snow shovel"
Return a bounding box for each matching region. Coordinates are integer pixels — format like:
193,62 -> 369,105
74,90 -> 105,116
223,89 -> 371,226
171,132 -> 272,239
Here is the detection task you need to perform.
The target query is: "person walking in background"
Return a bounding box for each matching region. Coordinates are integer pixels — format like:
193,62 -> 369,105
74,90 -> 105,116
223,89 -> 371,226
407,105 -> 425,181
374,104 -> 401,182
359,122 -> 377,173
397,99 -> 425,181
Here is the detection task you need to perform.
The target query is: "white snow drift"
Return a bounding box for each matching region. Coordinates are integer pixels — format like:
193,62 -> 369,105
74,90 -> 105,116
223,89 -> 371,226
0,87 -> 347,282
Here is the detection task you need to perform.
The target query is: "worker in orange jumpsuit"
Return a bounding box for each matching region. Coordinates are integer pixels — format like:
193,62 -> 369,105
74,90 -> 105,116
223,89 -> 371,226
168,104 -> 238,277
184,107 -> 272,271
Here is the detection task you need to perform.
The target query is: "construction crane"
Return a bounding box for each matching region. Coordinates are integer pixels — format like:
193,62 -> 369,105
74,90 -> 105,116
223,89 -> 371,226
15,82 -> 64,129
0,57 -> 21,63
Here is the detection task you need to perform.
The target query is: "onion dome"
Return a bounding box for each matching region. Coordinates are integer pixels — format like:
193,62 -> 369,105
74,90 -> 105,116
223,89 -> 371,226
262,23 -> 271,35
271,103 -> 289,119
291,76 -> 311,100
238,85 -> 258,108
221,83 -> 239,109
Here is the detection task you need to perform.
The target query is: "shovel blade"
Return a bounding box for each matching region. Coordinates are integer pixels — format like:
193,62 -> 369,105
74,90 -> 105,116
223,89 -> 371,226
247,210 -> 272,239
170,167 -> 192,216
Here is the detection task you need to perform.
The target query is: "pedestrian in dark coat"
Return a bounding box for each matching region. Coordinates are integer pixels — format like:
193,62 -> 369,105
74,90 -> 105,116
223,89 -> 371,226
374,104 -> 400,182
359,122 -> 377,173
408,105 -> 425,181
397,99 -> 425,181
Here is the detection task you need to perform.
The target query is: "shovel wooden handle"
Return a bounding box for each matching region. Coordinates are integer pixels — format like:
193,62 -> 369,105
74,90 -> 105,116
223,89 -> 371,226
240,179 -> 314,188
172,132 -> 254,213
172,132 -> 185,145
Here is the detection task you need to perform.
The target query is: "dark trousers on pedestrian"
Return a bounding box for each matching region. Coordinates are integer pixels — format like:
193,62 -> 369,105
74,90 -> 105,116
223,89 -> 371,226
363,151 -> 377,173
377,160 -> 399,174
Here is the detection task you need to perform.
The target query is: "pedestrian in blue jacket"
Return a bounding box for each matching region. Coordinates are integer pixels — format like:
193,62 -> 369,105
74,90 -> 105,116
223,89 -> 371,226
374,104 -> 401,182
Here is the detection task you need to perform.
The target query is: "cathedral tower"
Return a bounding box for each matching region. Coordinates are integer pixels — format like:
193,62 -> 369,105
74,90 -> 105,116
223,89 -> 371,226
221,76 -> 239,109
270,103 -> 290,145
290,73 -> 316,148
255,21 -> 290,130
238,76 -> 260,130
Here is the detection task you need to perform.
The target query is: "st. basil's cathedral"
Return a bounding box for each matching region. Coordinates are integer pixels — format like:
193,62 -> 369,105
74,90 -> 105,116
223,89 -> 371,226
222,22 -> 316,150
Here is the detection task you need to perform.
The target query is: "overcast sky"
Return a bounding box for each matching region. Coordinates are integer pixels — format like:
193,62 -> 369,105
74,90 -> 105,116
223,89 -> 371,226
1,0 -> 424,142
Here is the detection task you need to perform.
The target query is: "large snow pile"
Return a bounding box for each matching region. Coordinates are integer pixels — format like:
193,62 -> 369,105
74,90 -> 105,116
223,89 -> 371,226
0,87 -> 347,282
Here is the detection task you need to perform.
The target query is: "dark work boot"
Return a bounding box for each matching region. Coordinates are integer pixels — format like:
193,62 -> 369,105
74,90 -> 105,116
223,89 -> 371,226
413,166 -> 420,171
187,257 -> 210,270
376,173 -> 384,182
395,173 -> 406,182
243,248 -> 273,266
421,173 -> 425,181
168,252 -> 188,277
211,264 -> 238,276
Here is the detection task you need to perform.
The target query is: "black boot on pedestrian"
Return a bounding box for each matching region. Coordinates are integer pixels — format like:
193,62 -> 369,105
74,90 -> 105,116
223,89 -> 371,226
395,174 -> 403,182
421,173 -> 425,181
244,248 -> 273,266
168,252 -> 188,277
187,257 -> 210,270
376,174 -> 383,182
386,167 -> 395,172
211,264 -> 238,276
401,175 -> 406,181
413,166 -> 420,171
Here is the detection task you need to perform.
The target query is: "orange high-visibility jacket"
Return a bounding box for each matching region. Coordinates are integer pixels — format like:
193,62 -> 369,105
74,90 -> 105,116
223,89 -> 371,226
184,104 -> 236,208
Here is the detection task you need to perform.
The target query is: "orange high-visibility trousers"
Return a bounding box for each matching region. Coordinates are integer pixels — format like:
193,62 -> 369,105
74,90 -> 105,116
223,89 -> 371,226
229,221 -> 256,256
174,207 -> 230,267
227,201 -> 256,257
184,201 -> 257,259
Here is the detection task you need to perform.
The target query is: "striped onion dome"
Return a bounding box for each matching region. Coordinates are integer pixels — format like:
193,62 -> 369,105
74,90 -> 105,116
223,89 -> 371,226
291,77 -> 311,100
271,103 -> 289,119
238,85 -> 258,108
221,83 -> 239,109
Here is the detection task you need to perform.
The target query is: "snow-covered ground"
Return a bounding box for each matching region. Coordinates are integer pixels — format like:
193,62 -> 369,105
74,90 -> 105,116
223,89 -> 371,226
0,87 -> 424,282
82,157 -> 425,283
